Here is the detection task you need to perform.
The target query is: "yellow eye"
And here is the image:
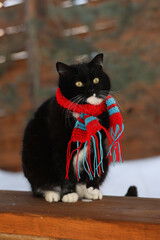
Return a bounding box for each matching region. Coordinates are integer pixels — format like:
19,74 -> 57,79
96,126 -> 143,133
75,81 -> 83,87
93,78 -> 99,84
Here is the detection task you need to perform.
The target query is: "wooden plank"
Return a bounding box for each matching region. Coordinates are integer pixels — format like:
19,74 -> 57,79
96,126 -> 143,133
0,191 -> 160,240
0,233 -> 68,240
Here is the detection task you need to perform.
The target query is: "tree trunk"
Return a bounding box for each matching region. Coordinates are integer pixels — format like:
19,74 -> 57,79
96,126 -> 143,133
25,0 -> 40,109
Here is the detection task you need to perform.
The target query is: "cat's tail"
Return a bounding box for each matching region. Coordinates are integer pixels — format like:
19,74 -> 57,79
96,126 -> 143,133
125,186 -> 138,197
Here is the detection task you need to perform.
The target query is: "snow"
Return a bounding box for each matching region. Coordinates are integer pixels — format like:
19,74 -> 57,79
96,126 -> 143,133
3,0 -> 87,8
101,155 -> 160,198
0,156 -> 160,198
0,171 -> 30,191
4,0 -> 24,7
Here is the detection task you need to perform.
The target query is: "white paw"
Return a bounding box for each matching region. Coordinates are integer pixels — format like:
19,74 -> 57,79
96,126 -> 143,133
44,191 -> 60,203
87,187 -> 103,200
76,184 -> 102,200
79,185 -> 94,200
62,193 -> 78,203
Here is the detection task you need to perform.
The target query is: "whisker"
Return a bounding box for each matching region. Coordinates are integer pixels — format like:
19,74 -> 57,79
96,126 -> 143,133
64,95 -> 84,126
98,90 -> 124,113
111,95 -> 125,113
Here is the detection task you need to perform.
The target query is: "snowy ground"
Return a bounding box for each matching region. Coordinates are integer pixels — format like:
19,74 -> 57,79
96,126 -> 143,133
0,156 -> 160,198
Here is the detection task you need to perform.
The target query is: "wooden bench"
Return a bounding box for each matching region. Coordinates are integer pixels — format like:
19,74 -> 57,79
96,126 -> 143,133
0,190 -> 160,240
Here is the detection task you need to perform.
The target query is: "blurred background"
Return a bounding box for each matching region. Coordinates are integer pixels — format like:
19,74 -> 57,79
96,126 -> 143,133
0,0 -> 160,194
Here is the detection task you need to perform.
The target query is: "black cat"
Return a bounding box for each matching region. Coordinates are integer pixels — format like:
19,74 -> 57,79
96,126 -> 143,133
22,54 -> 137,203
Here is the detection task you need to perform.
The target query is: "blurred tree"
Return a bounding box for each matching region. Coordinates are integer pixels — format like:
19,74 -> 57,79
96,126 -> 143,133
25,0 -> 40,109
0,0 -> 160,108
0,0 -> 160,171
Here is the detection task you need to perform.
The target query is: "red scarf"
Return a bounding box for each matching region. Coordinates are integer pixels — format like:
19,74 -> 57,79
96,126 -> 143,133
56,88 -> 124,180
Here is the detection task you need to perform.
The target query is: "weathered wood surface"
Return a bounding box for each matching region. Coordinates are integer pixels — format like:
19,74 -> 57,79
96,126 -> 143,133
0,233 -> 66,240
0,191 -> 160,240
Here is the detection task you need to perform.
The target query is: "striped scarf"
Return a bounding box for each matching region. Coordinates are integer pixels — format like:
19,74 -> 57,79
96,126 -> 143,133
56,88 -> 124,181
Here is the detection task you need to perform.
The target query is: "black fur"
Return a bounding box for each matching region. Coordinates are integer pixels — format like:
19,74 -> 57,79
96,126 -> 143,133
22,54 -> 111,199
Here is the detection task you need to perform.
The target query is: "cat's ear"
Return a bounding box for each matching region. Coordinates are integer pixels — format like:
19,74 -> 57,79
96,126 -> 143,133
56,62 -> 72,76
90,53 -> 103,67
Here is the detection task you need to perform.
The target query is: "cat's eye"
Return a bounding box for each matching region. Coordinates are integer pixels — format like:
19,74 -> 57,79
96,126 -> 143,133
93,78 -> 99,84
75,81 -> 83,87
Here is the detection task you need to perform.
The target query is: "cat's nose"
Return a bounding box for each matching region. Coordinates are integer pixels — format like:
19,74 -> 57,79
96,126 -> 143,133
89,89 -> 95,95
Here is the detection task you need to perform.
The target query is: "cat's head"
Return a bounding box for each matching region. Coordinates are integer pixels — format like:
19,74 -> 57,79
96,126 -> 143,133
56,53 -> 110,105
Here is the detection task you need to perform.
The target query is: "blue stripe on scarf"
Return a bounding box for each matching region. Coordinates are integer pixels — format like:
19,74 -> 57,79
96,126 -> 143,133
106,98 -> 116,107
75,121 -> 86,130
85,116 -> 97,125
108,106 -> 119,116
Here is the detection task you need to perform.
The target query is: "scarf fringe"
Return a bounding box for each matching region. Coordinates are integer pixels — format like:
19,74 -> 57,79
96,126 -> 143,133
65,123 -> 124,181
107,123 -> 124,165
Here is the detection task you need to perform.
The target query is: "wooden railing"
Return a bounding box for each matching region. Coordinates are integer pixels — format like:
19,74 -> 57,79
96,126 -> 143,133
0,190 -> 160,240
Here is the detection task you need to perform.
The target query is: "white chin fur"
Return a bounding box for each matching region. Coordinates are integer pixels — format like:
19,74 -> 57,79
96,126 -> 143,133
86,96 -> 103,105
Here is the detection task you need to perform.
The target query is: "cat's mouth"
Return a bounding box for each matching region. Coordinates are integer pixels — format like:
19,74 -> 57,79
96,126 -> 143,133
86,94 -> 104,105
71,92 -> 108,105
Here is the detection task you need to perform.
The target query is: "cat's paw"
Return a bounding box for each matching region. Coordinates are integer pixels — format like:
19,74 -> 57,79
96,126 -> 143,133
62,193 -> 78,203
87,187 -> 103,200
76,184 -> 103,200
44,191 -> 60,203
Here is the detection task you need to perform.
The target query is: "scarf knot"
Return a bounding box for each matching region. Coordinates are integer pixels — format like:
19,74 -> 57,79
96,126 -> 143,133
56,88 -> 124,181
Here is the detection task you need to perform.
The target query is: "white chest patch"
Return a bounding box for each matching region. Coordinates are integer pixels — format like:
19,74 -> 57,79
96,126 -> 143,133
86,96 -> 103,105
73,146 -> 87,174
72,112 -> 80,119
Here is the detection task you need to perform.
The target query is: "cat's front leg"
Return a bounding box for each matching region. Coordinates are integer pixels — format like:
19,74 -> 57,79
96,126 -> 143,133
61,180 -> 78,203
44,191 -> 61,203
